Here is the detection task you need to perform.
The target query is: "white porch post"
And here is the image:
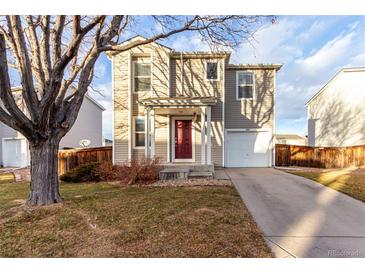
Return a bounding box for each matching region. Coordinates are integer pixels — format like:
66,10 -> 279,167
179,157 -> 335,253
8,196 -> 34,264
206,106 -> 212,165
201,107 -> 206,164
150,109 -> 155,158
144,108 -> 150,158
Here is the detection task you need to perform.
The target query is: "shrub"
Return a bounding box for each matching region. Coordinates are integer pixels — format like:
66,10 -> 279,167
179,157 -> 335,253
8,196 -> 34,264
60,162 -> 101,183
125,157 -> 161,185
60,158 -> 162,185
95,157 -> 162,185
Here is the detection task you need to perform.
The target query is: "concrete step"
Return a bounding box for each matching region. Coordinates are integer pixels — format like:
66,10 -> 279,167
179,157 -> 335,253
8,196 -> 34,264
188,171 -> 213,179
160,164 -> 214,173
189,165 -> 214,172
159,168 -> 189,180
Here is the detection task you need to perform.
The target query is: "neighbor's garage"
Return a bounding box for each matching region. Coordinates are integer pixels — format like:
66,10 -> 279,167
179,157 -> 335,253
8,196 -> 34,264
1,138 -> 29,167
225,131 -> 272,167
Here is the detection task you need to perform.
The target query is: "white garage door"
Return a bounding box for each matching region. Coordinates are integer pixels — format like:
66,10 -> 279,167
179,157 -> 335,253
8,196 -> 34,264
226,131 -> 272,167
2,138 -> 28,167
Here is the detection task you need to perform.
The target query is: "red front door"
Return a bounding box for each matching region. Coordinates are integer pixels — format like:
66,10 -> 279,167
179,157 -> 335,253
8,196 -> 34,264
175,120 -> 192,159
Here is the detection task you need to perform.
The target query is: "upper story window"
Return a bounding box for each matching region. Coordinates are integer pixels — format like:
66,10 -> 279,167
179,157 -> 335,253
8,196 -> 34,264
134,61 -> 151,92
206,61 -> 219,80
236,71 -> 254,100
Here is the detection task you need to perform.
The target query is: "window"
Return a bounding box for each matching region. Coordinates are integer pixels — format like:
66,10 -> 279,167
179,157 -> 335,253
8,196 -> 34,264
237,72 -> 254,100
134,117 -> 145,148
206,62 -> 218,80
134,62 -> 151,92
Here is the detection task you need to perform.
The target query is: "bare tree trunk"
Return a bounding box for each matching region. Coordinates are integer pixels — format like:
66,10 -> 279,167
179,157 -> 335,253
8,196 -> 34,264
28,139 -> 62,205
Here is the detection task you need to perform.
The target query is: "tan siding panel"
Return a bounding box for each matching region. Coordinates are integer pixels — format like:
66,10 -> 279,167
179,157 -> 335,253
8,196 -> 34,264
113,53 -> 130,163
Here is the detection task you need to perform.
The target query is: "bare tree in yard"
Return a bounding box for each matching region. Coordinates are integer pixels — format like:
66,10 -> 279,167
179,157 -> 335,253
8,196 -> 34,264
0,15 -> 271,205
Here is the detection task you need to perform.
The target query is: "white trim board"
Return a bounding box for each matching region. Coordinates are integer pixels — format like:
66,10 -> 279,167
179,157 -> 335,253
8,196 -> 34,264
204,59 -> 221,82
235,71 -> 255,101
132,56 -> 152,94
132,116 -> 147,150
111,56 -> 115,164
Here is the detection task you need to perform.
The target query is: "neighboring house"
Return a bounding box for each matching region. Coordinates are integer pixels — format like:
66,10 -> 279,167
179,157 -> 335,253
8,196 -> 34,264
307,67 -> 365,147
275,134 -> 307,146
103,138 -> 113,146
109,36 -> 281,169
0,87 -> 105,167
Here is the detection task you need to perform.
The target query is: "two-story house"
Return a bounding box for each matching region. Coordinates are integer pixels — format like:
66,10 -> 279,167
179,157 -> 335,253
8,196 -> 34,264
109,36 -> 281,173
307,67 -> 365,147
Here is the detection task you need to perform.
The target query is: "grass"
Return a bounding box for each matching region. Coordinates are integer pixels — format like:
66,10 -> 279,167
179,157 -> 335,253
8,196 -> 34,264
0,181 -> 271,258
286,168 -> 365,202
0,173 -> 15,184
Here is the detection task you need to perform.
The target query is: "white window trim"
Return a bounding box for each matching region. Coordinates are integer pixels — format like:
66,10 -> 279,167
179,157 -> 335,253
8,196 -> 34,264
132,59 -> 152,94
205,60 -> 220,81
171,116 -> 195,163
236,71 -> 255,101
133,116 -> 146,149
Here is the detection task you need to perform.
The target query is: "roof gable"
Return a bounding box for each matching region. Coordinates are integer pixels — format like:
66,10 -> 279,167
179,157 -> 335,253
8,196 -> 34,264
306,67 -> 365,106
10,85 -> 105,112
107,35 -> 172,57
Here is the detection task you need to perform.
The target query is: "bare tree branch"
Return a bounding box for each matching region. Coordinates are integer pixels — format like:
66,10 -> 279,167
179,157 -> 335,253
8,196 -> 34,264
9,16 -> 40,122
0,33 -> 34,138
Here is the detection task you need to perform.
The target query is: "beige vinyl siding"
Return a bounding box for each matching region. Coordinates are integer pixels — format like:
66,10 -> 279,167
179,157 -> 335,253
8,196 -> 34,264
114,43 -> 170,163
170,57 -> 224,97
132,114 -> 168,162
113,53 -> 129,163
114,43 -> 229,166
194,119 -> 201,163
225,69 -> 275,129
169,57 -> 224,166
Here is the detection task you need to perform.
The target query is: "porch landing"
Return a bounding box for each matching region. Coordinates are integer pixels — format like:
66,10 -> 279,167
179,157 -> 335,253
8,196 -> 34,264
159,163 -> 214,180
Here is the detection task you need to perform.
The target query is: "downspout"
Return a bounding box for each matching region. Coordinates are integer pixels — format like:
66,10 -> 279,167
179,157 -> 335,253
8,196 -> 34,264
272,69 -> 276,167
180,52 -> 184,96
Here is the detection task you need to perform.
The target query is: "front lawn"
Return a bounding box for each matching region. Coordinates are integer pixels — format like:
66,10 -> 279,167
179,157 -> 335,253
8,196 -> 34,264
0,172 -> 14,184
0,181 -> 271,257
285,168 -> 365,202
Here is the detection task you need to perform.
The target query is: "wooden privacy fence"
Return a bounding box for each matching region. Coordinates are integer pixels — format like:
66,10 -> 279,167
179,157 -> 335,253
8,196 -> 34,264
275,144 -> 365,168
58,146 -> 112,175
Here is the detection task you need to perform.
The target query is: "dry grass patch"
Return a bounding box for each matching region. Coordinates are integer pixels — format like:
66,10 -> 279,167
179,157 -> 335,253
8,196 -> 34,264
0,173 -> 14,184
0,181 -> 271,258
284,167 -> 365,202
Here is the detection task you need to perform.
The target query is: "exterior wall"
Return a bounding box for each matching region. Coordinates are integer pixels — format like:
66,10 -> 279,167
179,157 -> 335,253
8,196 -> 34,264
132,114 -> 168,162
113,41 -> 275,167
113,51 -> 129,163
170,57 -> 225,166
170,57 -> 224,97
307,70 -> 365,147
113,43 -> 171,164
0,96 -> 103,167
59,97 -> 104,149
0,122 -> 19,166
276,138 -> 307,146
224,69 -> 275,129
0,101 -> 26,166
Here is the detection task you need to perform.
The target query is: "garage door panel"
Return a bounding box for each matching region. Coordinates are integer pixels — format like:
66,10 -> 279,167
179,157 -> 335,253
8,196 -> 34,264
2,138 -> 28,167
226,131 -> 271,167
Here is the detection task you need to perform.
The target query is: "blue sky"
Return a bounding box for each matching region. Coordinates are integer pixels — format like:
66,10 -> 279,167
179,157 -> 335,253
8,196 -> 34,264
90,16 -> 365,140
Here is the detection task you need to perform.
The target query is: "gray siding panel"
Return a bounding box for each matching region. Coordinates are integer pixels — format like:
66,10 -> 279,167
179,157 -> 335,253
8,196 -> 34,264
225,69 -> 274,129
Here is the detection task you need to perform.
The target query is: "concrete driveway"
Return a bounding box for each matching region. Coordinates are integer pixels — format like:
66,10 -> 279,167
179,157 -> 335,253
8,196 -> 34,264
226,168 -> 365,258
